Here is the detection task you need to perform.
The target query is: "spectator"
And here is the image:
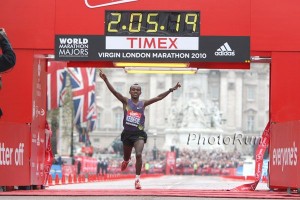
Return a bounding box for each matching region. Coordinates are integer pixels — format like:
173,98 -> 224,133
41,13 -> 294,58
100,159 -> 105,175
57,156 -> 62,165
193,162 -> 198,175
103,159 -> 108,175
0,28 -> 16,73
0,28 -> 16,116
77,161 -> 81,175
145,162 -> 150,174
97,160 -> 101,175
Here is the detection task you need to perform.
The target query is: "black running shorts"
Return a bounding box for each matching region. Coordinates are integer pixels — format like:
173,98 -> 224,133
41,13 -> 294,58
121,130 -> 147,147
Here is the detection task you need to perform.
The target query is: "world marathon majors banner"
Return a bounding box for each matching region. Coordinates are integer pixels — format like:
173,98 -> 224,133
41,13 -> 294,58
55,35 -> 250,63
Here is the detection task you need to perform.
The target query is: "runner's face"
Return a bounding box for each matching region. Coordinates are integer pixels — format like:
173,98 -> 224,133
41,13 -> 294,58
129,86 -> 141,99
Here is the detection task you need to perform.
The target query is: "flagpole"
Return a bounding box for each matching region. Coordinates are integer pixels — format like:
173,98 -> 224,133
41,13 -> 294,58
70,101 -> 74,158
69,70 -> 74,158
70,126 -> 74,157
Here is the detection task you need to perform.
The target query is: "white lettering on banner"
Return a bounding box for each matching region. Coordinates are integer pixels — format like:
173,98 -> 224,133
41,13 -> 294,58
98,52 -> 194,59
0,143 -> 25,166
272,141 -> 298,172
15,143 -> 25,166
58,38 -> 89,57
59,38 -> 88,45
106,36 -> 199,50
59,49 -> 88,56
122,52 -> 151,58
37,133 -> 40,146
59,44 -> 89,49
98,52 -> 121,58
152,53 -> 189,59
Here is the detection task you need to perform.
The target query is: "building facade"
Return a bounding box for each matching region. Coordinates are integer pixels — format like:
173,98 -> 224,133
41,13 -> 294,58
87,63 -> 270,155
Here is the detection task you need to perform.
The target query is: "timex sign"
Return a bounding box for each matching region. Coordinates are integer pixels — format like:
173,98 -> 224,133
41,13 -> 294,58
105,37 -> 199,50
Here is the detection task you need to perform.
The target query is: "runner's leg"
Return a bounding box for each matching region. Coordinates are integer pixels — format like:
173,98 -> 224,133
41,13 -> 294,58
123,144 -> 133,161
134,140 -> 145,175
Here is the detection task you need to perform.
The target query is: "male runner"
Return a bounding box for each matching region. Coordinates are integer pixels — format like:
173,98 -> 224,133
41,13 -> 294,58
99,69 -> 180,189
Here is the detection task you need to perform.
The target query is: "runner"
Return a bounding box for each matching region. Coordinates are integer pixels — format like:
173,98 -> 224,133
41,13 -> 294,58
99,69 -> 181,189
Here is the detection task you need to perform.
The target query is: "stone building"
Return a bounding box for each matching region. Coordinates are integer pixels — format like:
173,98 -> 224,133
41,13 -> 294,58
87,63 -> 270,155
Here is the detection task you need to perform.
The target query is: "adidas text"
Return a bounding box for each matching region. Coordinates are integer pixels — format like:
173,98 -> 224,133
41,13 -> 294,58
215,51 -> 235,56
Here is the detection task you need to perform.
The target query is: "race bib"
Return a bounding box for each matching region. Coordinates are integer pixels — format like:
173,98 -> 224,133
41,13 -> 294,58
125,110 -> 141,127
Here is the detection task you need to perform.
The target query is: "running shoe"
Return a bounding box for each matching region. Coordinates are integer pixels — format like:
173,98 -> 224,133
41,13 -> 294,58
121,160 -> 129,171
135,180 -> 141,190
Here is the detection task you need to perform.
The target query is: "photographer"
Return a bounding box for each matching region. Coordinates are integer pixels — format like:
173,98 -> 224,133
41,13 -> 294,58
0,28 -> 16,73
0,28 -> 16,118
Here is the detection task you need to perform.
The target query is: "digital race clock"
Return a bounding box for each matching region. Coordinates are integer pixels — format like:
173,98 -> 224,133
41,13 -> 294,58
105,11 -> 200,36
55,10 -> 250,63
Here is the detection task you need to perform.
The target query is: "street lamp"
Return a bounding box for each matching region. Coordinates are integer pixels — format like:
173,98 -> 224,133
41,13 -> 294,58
153,131 -> 157,160
81,121 -> 88,147
70,126 -> 74,157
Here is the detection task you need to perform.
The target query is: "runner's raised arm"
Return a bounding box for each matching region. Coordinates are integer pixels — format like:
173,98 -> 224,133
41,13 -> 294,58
144,82 -> 181,107
99,69 -> 127,104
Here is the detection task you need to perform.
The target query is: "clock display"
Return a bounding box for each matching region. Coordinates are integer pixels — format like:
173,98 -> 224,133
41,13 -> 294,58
105,11 -> 200,36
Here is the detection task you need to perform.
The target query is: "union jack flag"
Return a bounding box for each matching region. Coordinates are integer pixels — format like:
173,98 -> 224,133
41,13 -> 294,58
47,61 -> 67,110
67,68 -> 96,125
87,102 -> 97,132
75,124 -> 88,143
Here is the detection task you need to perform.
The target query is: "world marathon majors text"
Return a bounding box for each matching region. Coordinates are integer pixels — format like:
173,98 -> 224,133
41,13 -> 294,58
187,132 -> 262,146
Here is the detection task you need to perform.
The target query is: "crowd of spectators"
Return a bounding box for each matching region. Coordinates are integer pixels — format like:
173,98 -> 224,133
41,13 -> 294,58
53,147 -> 251,176
96,147 -> 251,175
175,148 -> 245,169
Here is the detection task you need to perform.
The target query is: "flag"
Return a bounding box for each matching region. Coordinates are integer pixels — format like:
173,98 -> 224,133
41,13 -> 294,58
75,122 -> 93,145
87,102 -> 97,132
47,61 -> 67,110
67,68 -> 96,125
75,124 -> 87,143
85,130 -> 92,147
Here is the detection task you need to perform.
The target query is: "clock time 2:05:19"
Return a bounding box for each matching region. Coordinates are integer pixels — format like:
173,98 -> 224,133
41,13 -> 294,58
105,11 -> 200,36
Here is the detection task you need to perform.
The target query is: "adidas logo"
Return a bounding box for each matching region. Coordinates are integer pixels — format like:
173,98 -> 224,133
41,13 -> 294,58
215,42 -> 235,56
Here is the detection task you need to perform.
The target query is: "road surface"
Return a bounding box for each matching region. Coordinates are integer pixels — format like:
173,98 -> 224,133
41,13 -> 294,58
1,175 -> 298,200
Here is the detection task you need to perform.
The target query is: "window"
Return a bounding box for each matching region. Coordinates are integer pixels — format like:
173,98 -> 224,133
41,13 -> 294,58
96,112 -> 101,130
172,89 -> 181,100
247,115 -> 255,132
188,87 -> 200,98
115,82 -> 124,93
157,81 -> 165,89
208,70 -> 220,100
210,85 -> 219,100
138,82 -> 148,99
115,112 -> 123,129
228,82 -> 235,90
247,86 -> 256,101
96,82 -> 103,96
